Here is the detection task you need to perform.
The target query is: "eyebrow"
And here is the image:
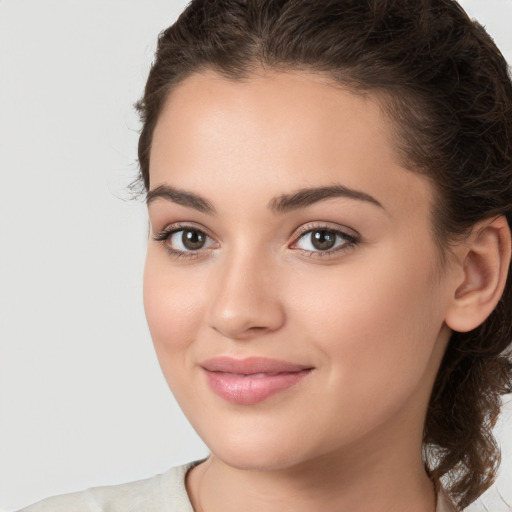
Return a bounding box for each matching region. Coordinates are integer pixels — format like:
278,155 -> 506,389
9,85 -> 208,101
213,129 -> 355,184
268,184 -> 384,213
146,185 -> 216,214
146,183 -> 384,214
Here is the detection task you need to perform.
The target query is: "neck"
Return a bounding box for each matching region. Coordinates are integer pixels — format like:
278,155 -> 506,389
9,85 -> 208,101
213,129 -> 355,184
187,425 -> 437,512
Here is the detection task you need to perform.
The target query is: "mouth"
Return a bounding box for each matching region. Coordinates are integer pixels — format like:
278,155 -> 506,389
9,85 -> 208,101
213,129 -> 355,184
200,356 -> 314,405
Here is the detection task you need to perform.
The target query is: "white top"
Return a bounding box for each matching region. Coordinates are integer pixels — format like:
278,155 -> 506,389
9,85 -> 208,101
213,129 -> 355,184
18,461 -> 456,512
18,463 -> 197,512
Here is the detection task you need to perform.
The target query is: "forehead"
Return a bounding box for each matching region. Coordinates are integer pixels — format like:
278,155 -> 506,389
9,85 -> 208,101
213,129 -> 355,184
150,69 -> 433,223
154,69 -> 393,158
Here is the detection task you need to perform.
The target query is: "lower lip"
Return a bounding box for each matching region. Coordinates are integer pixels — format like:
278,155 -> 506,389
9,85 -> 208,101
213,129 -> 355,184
203,369 -> 312,405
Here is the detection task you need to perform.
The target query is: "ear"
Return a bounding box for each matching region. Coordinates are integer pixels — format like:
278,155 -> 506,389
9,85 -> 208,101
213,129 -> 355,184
445,216 -> 511,333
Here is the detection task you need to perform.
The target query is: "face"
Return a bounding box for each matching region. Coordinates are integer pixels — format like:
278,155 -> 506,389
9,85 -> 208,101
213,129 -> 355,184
144,70 -> 454,471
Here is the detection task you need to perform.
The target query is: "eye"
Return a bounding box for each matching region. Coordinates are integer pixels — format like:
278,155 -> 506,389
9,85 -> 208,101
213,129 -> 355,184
153,225 -> 217,259
171,229 -> 209,251
291,226 -> 359,256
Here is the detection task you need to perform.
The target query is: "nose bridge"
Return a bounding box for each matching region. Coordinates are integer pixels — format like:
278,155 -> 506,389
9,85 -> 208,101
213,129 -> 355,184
208,243 -> 285,339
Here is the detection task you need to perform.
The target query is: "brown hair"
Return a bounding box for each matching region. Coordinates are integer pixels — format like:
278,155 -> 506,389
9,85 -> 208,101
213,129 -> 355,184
136,0 -> 512,508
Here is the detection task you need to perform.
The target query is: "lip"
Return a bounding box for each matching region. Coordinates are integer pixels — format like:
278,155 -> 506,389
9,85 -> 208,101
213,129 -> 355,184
200,357 -> 313,405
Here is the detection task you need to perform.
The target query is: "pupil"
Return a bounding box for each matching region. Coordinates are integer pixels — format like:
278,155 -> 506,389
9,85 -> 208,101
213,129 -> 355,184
182,230 -> 205,250
312,230 -> 336,250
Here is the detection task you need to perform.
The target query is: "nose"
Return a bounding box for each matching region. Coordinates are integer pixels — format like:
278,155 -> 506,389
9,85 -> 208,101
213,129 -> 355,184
207,250 -> 286,340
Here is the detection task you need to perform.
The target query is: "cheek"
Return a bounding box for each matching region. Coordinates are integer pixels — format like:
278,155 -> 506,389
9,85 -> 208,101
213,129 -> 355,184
143,251 -> 206,362
289,246 -> 444,392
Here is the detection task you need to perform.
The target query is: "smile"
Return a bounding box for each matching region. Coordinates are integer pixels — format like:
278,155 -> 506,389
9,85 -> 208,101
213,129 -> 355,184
200,357 -> 314,405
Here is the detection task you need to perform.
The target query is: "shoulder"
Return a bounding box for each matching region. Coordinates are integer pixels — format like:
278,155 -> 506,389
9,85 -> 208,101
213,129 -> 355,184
17,461 -> 201,512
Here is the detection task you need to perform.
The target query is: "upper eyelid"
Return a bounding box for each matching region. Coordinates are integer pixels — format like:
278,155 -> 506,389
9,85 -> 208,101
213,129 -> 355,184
290,227 -> 359,250
153,222 -> 216,240
290,222 -> 360,241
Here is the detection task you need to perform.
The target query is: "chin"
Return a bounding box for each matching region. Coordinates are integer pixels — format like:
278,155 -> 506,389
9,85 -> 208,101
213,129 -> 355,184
201,428 -> 322,472
215,448 -> 305,472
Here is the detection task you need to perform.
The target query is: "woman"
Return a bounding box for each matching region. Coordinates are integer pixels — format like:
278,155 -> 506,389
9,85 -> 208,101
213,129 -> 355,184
19,0 -> 512,511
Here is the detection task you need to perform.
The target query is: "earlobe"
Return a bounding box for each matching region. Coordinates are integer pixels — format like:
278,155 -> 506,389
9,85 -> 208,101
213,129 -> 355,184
445,216 -> 511,333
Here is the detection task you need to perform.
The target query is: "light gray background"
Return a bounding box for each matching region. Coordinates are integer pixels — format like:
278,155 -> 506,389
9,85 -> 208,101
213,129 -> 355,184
0,1 -> 510,511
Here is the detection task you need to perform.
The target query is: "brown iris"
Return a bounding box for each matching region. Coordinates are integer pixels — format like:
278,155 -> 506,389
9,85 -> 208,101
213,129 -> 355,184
311,230 -> 337,251
182,230 -> 206,250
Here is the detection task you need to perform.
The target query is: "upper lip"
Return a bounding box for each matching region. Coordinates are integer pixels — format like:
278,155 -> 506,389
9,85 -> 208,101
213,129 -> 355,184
200,356 -> 313,375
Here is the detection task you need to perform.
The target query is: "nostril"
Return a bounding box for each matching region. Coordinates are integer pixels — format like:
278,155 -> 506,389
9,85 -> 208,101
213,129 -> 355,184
212,323 -> 270,341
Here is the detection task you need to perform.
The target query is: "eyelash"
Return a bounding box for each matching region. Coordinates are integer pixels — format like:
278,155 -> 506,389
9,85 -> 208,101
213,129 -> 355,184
291,223 -> 360,258
152,223 -> 215,261
153,223 -> 360,261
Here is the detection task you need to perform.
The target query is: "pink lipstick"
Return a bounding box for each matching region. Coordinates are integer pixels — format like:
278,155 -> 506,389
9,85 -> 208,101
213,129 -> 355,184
201,357 -> 313,405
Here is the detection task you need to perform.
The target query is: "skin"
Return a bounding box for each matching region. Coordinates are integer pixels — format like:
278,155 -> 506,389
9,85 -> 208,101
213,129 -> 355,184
143,70 -> 472,512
